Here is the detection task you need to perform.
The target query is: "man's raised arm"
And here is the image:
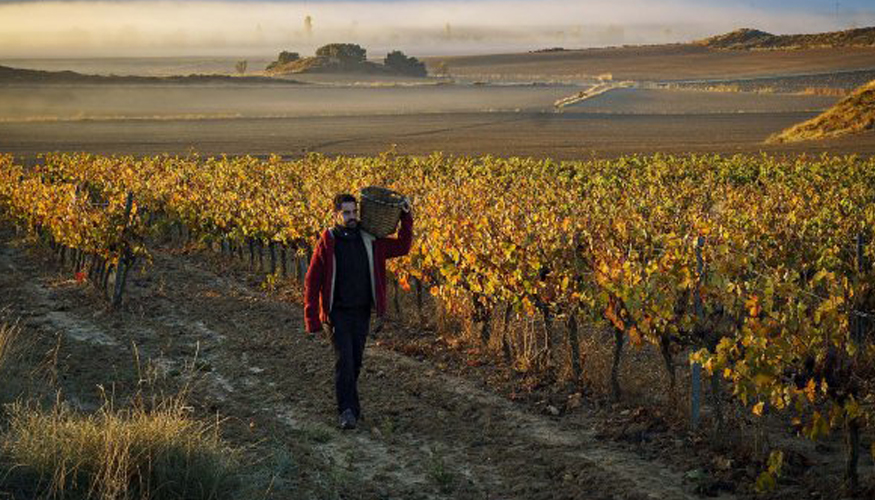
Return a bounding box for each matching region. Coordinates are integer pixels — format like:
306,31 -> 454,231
381,209 -> 413,259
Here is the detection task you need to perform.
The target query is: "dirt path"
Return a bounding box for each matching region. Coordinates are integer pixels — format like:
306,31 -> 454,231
0,231 -> 733,500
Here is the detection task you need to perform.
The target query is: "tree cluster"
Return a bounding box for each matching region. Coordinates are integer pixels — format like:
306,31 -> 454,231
265,44 -> 427,77
315,43 -> 367,64
383,50 -> 427,77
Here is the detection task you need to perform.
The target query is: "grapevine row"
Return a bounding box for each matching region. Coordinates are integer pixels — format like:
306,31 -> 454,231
1,151 -> 873,486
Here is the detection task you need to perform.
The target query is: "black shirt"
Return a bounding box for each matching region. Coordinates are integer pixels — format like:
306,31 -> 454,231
332,225 -> 372,311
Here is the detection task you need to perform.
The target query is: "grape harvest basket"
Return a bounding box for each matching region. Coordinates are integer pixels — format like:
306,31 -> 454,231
359,186 -> 405,238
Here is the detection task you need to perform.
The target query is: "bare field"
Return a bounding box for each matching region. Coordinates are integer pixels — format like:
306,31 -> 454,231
0,84 -> 575,122
562,88 -> 838,114
663,68 -> 875,93
3,110 -> 874,161
0,56 -> 279,77
425,45 -> 875,82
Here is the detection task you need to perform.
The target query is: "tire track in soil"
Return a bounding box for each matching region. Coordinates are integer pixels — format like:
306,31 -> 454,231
309,113 -> 531,151
0,234 -> 733,500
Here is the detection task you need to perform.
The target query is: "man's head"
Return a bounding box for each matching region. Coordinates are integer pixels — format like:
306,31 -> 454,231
333,193 -> 358,229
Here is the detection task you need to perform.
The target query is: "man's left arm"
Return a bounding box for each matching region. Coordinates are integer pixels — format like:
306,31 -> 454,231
381,209 -> 413,259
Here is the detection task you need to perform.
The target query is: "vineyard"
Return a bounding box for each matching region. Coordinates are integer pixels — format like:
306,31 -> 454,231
1,151 -> 874,492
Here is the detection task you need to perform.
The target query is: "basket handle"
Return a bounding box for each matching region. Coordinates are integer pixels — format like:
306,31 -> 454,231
360,187 -> 406,207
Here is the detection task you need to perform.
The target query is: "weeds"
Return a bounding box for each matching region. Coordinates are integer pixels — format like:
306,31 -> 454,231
298,423 -> 334,444
427,451 -> 455,494
379,416 -> 395,439
1,394 -> 239,500
0,319 -> 19,374
0,338 -> 240,499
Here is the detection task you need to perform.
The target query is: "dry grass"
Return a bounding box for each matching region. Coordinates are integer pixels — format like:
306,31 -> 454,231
265,56 -> 391,76
266,56 -> 326,74
799,86 -> 851,97
663,82 -> 844,95
1,394 -> 239,500
0,317 -> 239,500
768,79 -> 875,143
0,320 -> 18,374
676,83 -> 778,94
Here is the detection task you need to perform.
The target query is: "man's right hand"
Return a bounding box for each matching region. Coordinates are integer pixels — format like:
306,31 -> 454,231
306,320 -> 328,335
305,324 -> 331,345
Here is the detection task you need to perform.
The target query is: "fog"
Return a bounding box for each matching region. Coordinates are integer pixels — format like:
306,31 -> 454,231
0,84 -> 578,122
0,0 -> 873,58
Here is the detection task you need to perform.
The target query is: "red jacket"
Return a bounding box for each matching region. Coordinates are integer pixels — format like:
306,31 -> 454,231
304,211 -> 413,333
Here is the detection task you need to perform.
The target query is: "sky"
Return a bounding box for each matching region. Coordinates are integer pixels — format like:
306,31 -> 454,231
0,0 -> 872,58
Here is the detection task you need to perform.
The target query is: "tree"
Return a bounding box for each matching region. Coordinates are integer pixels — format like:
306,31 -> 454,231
315,43 -> 366,64
384,50 -> 427,77
276,51 -> 300,65
235,60 -> 247,75
265,51 -> 300,71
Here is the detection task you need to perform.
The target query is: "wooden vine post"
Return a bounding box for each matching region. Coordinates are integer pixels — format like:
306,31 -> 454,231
846,232 -> 868,490
111,193 -> 135,309
567,313 -> 582,383
691,236 -> 705,431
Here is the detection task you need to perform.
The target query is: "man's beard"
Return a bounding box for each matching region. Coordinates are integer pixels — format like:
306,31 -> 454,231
345,219 -> 359,228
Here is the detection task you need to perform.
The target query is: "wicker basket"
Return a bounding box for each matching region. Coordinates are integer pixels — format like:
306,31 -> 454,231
359,186 -> 405,238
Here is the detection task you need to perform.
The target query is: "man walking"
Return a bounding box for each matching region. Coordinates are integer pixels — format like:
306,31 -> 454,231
304,193 -> 413,429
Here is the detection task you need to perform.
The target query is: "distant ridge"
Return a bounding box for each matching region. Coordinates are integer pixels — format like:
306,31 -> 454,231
768,79 -> 875,143
698,26 -> 875,50
0,65 -> 302,85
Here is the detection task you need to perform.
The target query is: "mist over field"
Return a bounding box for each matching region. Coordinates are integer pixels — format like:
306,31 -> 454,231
0,0 -> 874,58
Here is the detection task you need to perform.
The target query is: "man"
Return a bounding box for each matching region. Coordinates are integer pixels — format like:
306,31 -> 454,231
304,192 -> 413,430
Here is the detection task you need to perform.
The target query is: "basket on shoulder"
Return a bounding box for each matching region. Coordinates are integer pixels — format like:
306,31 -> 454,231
359,186 -> 411,238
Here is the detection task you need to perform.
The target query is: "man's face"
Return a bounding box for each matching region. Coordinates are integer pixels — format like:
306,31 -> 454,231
336,201 -> 358,228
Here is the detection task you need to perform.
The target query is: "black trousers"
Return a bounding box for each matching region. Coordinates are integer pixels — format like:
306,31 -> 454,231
329,307 -> 371,417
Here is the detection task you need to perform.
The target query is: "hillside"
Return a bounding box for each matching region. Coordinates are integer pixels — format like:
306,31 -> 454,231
699,26 -> 875,50
265,52 -> 427,78
769,79 -> 875,142
423,39 -> 875,83
0,65 -> 302,85
265,57 -> 392,76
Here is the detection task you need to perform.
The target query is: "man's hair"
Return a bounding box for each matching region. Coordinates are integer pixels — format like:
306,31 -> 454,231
333,193 -> 357,211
